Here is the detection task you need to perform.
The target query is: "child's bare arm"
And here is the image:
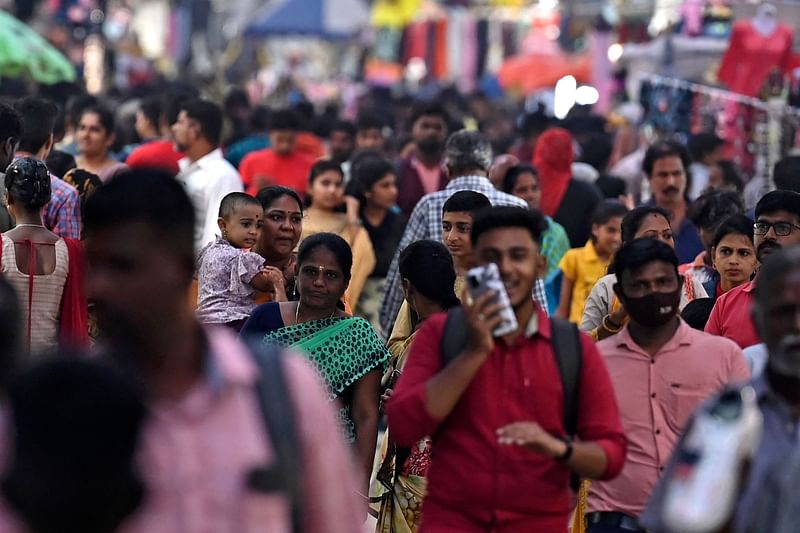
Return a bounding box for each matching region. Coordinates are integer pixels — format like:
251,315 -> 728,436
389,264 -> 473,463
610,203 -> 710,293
249,266 -> 288,301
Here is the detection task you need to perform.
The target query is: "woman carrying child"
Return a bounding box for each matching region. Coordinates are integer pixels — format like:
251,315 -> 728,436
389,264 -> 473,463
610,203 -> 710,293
195,192 -> 285,331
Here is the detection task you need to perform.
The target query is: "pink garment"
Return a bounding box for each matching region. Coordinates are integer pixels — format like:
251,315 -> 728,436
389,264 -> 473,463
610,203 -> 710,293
119,327 -> 362,533
717,21 -> 794,97
0,328 -> 362,533
589,320 -> 750,517
412,157 -> 444,195
459,16 -> 478,93
705,280 -> 760,349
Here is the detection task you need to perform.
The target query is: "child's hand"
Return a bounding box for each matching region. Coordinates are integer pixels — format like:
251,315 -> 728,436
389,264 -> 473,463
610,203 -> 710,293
261,266 -> 288,301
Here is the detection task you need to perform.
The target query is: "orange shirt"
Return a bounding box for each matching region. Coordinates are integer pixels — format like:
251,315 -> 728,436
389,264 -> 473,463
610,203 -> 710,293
295,132 -> 326,160
239,148 -> 314,196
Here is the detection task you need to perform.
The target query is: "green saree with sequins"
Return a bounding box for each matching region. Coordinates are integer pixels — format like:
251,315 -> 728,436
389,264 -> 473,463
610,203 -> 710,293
263,315 -> 389,442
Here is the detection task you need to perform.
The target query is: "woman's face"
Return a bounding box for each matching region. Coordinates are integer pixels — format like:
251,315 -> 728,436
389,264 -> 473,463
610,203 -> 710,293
511,172 -> 541,210
308,170 -> 344,211
297,247 -> 348,310
634,213 -> 675,248
77,112 -> 113,158
713,233 -> 757,289
258,195 -> 303,260
366,173 -> 398,210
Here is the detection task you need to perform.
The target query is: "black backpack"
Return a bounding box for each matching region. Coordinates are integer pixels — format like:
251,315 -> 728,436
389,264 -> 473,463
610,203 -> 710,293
440,307 -> 583,437
242,339 -> 304,533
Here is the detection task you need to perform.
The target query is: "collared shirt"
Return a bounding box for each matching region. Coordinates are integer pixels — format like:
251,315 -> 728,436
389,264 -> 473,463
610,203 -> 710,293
378,175 -> 546,338
641,372 -> 800,533
387,305 -> 627,531
177,149 -> 243,252
590,320 -> 750,517
559,240 -> 610,324
44,176 -> 81,239
705,279 -> 760,349
120,327 -> 362,533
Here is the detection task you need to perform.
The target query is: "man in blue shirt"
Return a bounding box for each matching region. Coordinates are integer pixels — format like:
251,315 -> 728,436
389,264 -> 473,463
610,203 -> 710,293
643,140 -> 704,264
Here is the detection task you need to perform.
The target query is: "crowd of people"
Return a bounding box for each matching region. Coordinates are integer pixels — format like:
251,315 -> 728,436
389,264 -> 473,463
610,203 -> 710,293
0,83 -> 799,533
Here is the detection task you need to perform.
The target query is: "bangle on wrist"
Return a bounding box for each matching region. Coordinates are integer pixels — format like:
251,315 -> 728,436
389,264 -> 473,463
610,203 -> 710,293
602,314 -> 623,332
555,436 -> 574,463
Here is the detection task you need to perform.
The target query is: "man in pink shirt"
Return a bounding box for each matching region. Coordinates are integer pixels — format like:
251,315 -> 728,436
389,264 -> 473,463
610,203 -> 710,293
588,238 -> 750,532
706,190 -> 800,348
79,169 -> 363,533
395,102 -> 449,215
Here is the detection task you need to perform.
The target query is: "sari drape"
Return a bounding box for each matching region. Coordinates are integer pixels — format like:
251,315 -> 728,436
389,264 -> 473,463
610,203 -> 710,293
263,315 -> 389,441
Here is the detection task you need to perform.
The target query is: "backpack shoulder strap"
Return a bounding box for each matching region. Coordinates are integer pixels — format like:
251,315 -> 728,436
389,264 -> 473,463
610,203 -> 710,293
243,339 -> 304,533
550,317 -> 582,437
440,306 -> 468,366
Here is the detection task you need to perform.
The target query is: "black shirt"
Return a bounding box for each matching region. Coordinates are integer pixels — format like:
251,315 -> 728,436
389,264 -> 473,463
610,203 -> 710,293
595,173 -> 627,199
363,210 -> 407,278
553,179 -> 603,247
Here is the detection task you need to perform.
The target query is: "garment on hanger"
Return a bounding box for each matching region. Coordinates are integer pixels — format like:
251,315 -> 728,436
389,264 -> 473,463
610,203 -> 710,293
459,15 -> 478,92
475,19 -> 489,78
717,20 -> 794,98
639,79 -> 694,136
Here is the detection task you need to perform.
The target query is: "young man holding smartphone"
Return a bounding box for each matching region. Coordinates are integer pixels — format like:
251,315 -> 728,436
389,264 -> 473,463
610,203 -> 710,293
387,206 -> 626,532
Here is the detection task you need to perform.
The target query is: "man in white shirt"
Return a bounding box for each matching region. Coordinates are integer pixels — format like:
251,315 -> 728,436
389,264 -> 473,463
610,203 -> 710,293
173,99 -> 242,251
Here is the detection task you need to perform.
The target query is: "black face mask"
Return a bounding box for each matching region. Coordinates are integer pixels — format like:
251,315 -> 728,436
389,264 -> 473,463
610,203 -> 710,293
621,288 -> 681,327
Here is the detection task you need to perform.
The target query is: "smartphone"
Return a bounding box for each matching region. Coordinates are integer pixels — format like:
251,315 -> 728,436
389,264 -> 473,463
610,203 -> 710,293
466,263 -> 518,337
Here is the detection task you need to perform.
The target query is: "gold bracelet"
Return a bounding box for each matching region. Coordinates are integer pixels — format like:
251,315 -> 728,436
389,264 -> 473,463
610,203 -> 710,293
602,314 -> 623,333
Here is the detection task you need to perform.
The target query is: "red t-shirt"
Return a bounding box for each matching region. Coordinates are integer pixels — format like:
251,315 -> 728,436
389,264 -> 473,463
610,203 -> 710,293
126,139 -> 184,177
705,280 -> 760,349
387,305 -> 626,531
239,148 -> 314,196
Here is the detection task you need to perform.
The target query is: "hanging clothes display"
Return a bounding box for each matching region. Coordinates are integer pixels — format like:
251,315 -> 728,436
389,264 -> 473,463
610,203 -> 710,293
639,79 -> 694,138
717,20 -> 794,98
638,74 -> 800,189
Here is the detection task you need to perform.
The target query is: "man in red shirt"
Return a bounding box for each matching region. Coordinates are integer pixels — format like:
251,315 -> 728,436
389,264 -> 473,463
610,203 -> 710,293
706,190 -> 800,348
387,206 -> 626,532
125,91 -> 193,176
239,109 -> 314,196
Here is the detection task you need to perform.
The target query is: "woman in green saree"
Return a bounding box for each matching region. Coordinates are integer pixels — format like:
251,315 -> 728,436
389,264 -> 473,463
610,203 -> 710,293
240,232 -> 389,498
371,240 -> 460,532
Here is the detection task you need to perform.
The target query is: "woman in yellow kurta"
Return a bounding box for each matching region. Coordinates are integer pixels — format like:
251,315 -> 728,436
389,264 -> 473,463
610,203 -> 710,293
301,160 -> 375,312
555,200 -> 628,324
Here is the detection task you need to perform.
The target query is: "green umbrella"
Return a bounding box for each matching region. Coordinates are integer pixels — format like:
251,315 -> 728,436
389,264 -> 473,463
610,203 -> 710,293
0,10 -> 76,84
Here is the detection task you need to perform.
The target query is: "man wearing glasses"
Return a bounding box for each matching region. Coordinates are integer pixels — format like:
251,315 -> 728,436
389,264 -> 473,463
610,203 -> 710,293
706,190 -> 800,349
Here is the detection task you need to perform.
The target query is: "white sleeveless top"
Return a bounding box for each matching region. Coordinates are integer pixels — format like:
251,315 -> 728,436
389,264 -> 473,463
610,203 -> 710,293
1,237 -> 69,356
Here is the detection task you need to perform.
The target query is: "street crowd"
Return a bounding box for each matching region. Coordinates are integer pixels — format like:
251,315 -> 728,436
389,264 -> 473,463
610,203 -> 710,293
0,86 -> 799,533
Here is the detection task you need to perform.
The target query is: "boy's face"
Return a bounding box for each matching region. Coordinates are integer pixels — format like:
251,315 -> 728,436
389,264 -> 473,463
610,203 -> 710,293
442,211 -> 473,262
